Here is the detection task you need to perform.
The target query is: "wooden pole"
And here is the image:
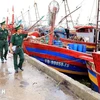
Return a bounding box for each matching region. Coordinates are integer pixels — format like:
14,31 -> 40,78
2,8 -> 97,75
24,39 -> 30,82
12,6 -> 14,25
48,7 -> 57,45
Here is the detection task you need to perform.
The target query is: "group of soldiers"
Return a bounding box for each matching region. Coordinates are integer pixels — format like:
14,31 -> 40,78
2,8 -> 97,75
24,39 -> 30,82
0,21 -> 33,73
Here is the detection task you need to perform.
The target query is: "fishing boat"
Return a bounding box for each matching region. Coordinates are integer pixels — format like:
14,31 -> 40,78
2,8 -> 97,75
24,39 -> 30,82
23,0 -> 90,76
23,38 -> 91,76
87,52 -> 100,93
61,25 -> 96,51
79,0 -> 100,93
74,0 -> 100,93
80,52 -> 100,93
59,19 -> 97,51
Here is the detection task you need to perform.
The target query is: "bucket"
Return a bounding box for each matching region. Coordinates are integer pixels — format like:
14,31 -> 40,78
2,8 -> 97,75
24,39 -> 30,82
82,45 -> 86,52
68,44 -> 74,50
77,44 -> 83,52
73,44 -> 78,51
53,40 -> 62,47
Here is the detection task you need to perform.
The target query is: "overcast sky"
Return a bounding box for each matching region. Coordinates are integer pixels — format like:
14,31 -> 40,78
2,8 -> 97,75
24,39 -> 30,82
0,0 -> 97,28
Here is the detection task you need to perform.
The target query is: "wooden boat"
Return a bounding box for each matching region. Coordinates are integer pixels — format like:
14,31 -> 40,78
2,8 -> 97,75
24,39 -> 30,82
76,0 -> 100,93
23,38 -> 90,76
61,25 -> 96,51
80,52 -> 100,93
61,38 -> 96,51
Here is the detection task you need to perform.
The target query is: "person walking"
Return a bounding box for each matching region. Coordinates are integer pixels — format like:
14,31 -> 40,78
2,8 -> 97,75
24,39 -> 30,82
0,21 -> 10,63
10,25 -> 33,73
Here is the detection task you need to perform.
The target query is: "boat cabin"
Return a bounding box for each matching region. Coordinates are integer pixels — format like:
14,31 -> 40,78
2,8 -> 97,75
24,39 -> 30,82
74,25 -> 96,43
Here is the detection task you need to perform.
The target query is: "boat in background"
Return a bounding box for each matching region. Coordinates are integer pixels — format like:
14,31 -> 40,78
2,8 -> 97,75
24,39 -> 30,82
61,25 -> 96,51
55,0 -> 97,52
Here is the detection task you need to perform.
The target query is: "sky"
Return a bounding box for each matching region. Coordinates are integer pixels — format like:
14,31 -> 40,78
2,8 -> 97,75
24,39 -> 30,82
0,0 -> 97,29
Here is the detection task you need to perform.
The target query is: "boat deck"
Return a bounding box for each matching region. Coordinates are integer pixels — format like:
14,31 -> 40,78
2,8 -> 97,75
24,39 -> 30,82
0,53 -> 81,100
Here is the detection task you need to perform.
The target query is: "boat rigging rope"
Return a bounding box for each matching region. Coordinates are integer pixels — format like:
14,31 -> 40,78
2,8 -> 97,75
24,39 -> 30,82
88,0 -> 96,24
17,5 -> 34,19
76,0 -> 86,8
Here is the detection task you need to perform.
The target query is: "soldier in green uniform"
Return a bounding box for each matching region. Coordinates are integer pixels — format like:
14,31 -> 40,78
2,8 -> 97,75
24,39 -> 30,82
10,25 -> 33,73
0,21 -> 10,63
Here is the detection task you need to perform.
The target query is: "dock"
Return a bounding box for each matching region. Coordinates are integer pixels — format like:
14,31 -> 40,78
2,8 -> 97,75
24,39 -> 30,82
0,53 -> 100,100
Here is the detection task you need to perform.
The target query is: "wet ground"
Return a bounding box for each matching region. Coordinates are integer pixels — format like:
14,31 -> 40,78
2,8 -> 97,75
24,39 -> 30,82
0,53 -> 82,100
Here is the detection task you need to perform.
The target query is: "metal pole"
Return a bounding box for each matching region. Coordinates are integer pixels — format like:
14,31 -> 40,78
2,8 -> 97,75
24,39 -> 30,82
95,0 -> 100,51
63,0 -> 68,28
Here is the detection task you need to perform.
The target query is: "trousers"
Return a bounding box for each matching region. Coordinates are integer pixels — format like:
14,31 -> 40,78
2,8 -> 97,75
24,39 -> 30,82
0,40 -> 8,61
13,47 -> 24,70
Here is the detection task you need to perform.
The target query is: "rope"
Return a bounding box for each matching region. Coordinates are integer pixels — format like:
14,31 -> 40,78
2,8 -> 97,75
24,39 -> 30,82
76,0 -> 86,8
88,0 -> 96,23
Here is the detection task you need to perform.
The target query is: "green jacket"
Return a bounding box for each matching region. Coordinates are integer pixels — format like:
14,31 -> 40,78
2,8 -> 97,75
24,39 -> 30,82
10,33 -> 28,47
0,28 -> 9,40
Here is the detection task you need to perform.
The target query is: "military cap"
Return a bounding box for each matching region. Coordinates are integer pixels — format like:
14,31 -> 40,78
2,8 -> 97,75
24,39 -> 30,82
15,25 -> 22,31
0,21 -> 5,26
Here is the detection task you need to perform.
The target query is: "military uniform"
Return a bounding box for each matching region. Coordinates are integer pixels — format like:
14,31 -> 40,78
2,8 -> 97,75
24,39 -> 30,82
10,27 -> 27,72
0,21 -> 9,62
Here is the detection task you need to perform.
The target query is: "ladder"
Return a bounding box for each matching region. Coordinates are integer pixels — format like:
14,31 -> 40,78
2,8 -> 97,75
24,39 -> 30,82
63,0 -> 74,29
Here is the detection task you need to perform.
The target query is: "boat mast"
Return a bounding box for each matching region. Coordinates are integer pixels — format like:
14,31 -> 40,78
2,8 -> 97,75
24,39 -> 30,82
21,10 -> 26,28
12,6 -> 14,25
48,0 -> 59,45
34,1 -> 40,21
28,7 -> 32,27
63,0 -> 74,29
95,0 -> 100,51
63,0 -> 68,28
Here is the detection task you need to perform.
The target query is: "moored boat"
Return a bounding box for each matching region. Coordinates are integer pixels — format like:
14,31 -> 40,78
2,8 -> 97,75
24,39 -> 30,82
80,52 -> 100,93
23,39 -> 90,76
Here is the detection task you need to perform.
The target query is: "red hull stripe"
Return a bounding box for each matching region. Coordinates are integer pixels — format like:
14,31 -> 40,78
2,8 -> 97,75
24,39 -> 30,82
23,41 -> 91,59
